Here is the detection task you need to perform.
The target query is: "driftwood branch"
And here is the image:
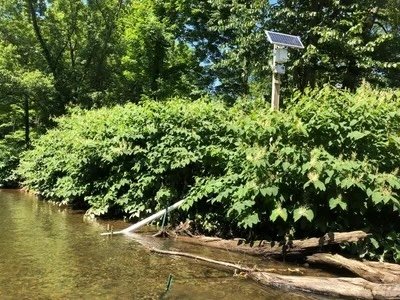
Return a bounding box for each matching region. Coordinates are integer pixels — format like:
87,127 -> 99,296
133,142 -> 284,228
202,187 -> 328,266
307,253 -> 400,284
151,247 -> 400,300
151,248 -> 254,272
150,248 -> 300,274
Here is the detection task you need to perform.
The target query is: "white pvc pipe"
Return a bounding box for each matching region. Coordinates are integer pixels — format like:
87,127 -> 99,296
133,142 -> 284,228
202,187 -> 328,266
100,199 -> 185,236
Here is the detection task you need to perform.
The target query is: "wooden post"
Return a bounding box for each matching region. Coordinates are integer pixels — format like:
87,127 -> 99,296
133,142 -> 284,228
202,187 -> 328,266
271,45 -> 280,110
271,73 -> 280,110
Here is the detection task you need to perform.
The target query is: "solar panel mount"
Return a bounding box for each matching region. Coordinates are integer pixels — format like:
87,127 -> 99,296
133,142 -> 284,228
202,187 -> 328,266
266,31 -> 304,49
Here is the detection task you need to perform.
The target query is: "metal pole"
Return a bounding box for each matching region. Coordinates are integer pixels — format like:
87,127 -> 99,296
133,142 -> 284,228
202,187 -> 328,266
100,199 -> 185,236
271,45 -> 280,110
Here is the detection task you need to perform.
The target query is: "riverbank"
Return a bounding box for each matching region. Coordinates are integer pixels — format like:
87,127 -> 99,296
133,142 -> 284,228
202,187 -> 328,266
104,221 -> 400,299
15,88 -> 400,264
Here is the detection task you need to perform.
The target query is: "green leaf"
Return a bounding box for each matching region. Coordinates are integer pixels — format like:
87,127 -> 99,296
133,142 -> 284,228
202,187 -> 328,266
270,207 -> 288,222
240,213 -> 260,229
340,177 -> 354,189
371,191 -> 384,204
313,180 -> 326,191
349,119 -> 357,127
369,237 -> 380,249
329,197 -> 347,210
260,186 -> 279,197
347,131 -> 370,140
282,162 -> 291,171
326,170 -> 334,178
293,207 -> 314,222
386,176 -> 400,189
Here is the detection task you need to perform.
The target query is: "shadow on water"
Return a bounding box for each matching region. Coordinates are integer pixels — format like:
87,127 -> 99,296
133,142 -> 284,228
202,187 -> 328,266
0,190 -> 332,299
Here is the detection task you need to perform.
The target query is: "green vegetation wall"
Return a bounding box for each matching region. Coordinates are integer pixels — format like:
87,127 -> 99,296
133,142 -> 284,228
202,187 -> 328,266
18,85 -> 400,262
2,0 -> 400,188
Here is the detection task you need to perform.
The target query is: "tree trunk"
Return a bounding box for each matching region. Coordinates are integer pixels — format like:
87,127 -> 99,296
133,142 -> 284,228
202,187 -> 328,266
24,95 -> 30,149
250,272 -> 400,300
363,261 -> 400,276
307,253 -> 400,284
26,0 -> 56,76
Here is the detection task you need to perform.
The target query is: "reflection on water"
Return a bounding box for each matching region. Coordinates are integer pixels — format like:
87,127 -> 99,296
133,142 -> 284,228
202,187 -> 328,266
0,190 -> 314,299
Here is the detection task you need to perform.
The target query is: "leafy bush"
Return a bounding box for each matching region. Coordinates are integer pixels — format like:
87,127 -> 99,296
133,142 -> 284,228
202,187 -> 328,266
184,85 -> 400,261
18,85 -> 400,261
18,97 -> 236,216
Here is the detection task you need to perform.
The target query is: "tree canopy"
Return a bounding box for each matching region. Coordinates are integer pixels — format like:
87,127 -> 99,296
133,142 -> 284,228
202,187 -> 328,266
0,0 -> 399,181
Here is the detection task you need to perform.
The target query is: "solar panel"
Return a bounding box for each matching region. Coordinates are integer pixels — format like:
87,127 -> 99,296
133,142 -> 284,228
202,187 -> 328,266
266,31 -> 304,49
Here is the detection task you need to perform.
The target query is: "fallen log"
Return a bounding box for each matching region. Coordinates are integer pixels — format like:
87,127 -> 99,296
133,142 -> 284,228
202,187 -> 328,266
250,272 -> 400,300
307,253 -> 399,284
174,231 -> 369,257
363,261 -> 400,277
151,247 -> 400,299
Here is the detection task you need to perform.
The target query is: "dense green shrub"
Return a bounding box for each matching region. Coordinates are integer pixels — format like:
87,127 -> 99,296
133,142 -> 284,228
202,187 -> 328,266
187,86 -> 400,261
18,97 -> 236,216
18,85 -> 400,261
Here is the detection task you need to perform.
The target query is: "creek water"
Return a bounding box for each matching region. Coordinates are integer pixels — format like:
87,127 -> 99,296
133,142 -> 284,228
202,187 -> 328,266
0,189 -> 320,299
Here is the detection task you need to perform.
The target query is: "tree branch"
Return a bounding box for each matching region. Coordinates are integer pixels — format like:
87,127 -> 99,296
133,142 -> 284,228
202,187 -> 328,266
26,0 -> 56,76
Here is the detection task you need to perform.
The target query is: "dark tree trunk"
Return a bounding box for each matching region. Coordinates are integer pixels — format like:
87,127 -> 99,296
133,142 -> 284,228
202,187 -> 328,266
24,95 -> 30,149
